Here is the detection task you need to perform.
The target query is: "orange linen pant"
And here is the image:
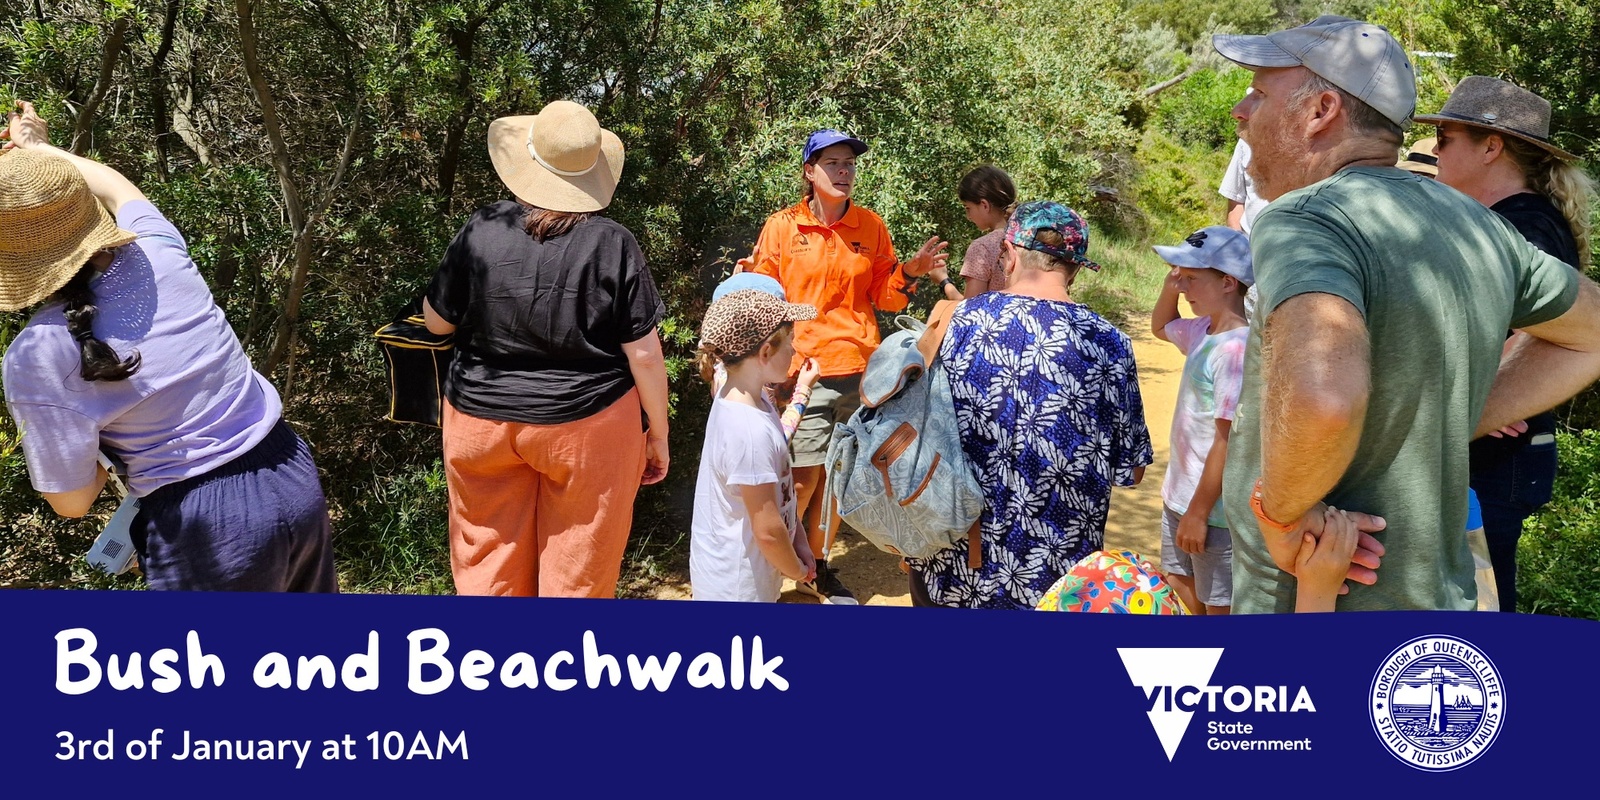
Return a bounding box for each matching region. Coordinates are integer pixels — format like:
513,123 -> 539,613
441,390 -> 647,597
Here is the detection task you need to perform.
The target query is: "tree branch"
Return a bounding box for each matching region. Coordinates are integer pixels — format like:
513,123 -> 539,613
435,1 -> 506,207
149,0 -> 181,179
675,59 -> 730,140
304,0 -> 361,54
1140,66 -> 1201,99
171,69 -> 215,167
312,105 -> 361,222
436,26 -> 478,207
69,16 -> 130,154
236,0 -> 311,379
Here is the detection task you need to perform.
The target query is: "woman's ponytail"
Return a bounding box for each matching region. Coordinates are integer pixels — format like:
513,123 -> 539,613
1537,159 -> 1595,270
56,263 -> 140,382
1501,136 -> 1596,269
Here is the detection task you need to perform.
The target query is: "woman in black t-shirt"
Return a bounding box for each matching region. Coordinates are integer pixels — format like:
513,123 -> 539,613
422,101 -> 669,598
1423,76 -> 1596,612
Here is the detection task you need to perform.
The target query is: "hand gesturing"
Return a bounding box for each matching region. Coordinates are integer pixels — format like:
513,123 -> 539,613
904,236 -> 949,278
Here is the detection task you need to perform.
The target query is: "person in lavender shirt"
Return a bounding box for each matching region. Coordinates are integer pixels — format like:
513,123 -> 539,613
0,102 -> 335,592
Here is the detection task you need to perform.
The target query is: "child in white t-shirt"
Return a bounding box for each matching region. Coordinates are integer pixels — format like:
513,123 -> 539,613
1150,226 -> 1253,615
691,290 -> 820,602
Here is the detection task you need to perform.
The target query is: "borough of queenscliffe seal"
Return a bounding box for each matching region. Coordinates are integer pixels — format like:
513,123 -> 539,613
1369,635 -> 1504,771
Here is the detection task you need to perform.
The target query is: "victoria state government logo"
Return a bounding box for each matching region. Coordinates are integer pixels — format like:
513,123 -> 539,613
1119,648 -> 1316,761
1370,635 -> 1505,771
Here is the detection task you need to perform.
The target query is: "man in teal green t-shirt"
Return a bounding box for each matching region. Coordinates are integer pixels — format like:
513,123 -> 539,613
1211,16 -> 1600,612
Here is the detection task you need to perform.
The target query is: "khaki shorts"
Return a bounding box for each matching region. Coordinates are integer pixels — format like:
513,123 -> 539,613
789,374 -> 861,468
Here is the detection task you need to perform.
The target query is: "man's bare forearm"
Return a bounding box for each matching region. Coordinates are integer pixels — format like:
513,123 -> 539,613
1259,294 -> 1369,522
1478,335 -> 1600,437
1477,279 -> 1600,437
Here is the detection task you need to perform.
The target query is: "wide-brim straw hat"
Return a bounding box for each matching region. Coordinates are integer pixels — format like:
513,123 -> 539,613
487,101 -> 624,213
1397,136 -> 1439,177
1415,76 -> 1576,161
0,149 -> 137,312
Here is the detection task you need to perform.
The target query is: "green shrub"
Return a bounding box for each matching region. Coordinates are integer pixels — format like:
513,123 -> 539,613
1128,128 -> 1232,245
1518,430 -> 1600,618
1153,68 -> 1253,151
332,451 -> 454,595
1077,232 -> 1170,329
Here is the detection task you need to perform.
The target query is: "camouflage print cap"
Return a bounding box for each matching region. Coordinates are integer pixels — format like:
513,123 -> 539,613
699,289 -> 817,359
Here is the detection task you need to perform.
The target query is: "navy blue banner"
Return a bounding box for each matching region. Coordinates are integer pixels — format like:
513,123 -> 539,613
1,590 -> 1586,795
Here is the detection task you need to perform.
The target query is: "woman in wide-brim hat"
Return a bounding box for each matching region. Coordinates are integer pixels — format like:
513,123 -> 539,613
1420,75 -> 1597,613
0,102 -> 336,592
1421,76 -> 1593,266
420,100 -> 669,598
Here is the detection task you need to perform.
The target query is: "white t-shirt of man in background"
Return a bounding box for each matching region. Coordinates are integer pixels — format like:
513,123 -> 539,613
1220,139 -> 1269,235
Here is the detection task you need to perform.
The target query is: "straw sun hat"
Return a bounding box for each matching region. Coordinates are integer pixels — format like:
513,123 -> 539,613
1415,76 -> 1576,161
487,101 -> 624,213
0,149 -> 137,312
1397,136 -> 1439,177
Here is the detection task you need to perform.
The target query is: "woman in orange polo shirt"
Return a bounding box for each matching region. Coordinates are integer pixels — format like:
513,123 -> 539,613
743,128 -> 948,603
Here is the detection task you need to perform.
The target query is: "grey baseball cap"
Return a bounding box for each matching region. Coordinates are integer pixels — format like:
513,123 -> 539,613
1213,15 -> 1416,128
1153,226 -> 1255,287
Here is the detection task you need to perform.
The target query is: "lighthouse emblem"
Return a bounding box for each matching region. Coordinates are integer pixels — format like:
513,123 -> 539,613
1370,635 -> 1504,771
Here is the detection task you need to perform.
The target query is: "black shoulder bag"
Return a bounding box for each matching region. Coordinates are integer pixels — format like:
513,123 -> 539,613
372,297 -> 454,427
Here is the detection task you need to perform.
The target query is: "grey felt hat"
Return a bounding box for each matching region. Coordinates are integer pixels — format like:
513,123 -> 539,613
1415,76 -> 1576,161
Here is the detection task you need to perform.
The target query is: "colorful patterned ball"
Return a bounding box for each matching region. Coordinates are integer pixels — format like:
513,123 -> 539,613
1035,550 -> 1191,614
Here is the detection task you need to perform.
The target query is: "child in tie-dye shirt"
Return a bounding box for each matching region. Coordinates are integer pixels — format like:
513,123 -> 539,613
1150,226 -> 1253,615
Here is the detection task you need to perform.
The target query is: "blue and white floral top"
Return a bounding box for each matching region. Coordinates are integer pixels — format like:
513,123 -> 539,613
911,292 -> 1152,609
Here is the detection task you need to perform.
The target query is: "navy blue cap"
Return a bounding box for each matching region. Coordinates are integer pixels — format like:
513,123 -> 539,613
803,129 -> 868,163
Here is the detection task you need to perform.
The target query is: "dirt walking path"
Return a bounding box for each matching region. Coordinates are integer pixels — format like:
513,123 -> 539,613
1102,323 -> 1185,562
647,318 -> 1190,605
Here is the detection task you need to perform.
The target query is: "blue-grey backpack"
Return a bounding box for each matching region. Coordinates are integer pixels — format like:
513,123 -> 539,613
824,300 -> 985,568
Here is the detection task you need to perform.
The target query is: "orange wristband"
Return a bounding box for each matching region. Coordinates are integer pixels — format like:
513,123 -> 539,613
1251,478 -> 1298,535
